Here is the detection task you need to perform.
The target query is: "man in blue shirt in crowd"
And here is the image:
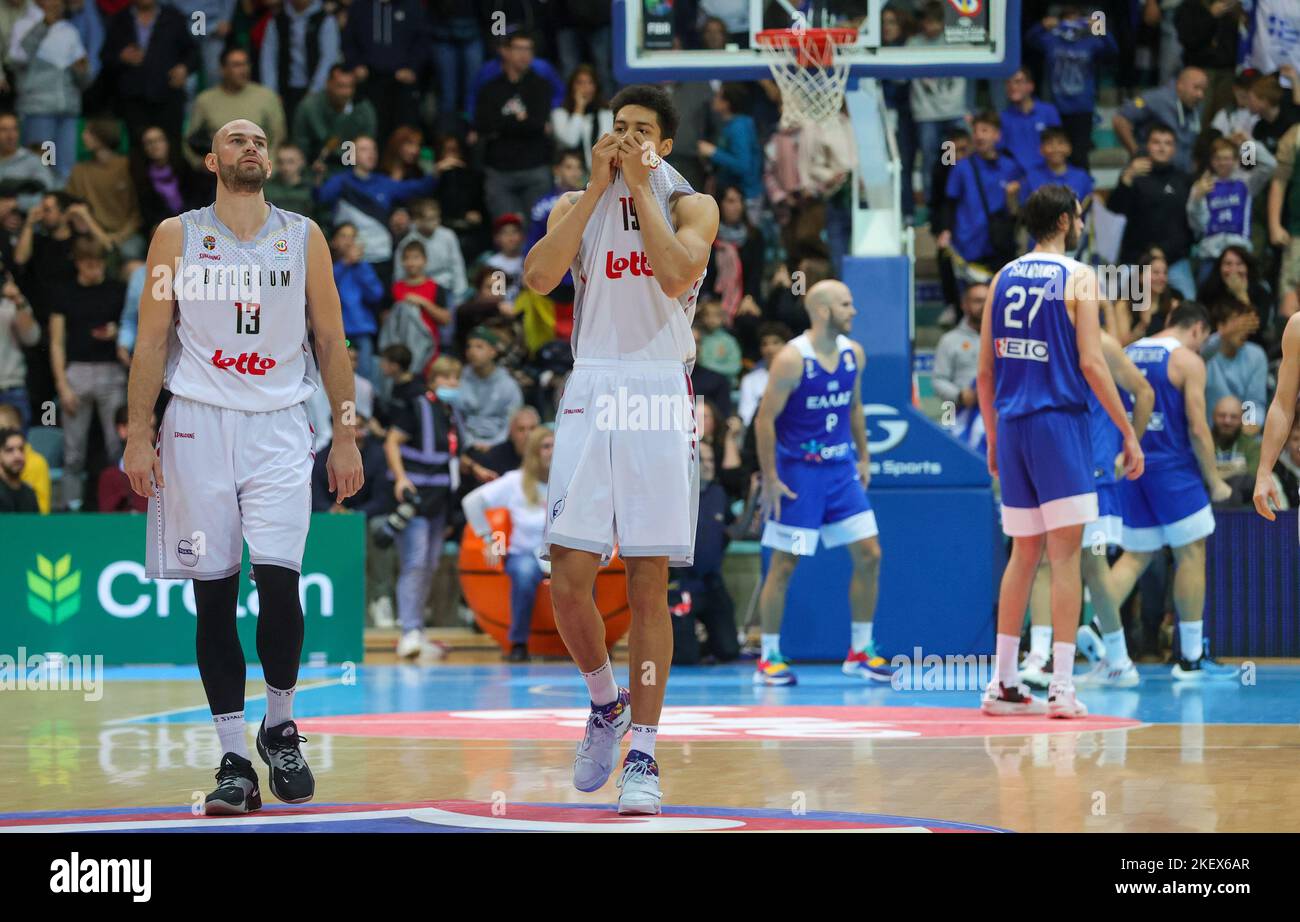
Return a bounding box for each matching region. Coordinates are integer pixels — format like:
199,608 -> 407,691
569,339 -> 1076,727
699,83 -> 764,224
938,111 -> 1024,275
1000,67 -> 1061,174
1027,7 -> 1117,169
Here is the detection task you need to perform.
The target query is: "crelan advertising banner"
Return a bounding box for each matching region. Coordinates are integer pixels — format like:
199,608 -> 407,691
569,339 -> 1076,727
3,514 -> 364,665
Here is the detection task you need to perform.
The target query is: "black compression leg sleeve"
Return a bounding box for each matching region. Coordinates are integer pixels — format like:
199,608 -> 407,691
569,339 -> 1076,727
194,573 -> 246,715
252,564 -> 304,691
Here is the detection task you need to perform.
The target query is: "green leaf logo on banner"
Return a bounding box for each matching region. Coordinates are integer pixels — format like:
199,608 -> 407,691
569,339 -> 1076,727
26,554 -> 80,625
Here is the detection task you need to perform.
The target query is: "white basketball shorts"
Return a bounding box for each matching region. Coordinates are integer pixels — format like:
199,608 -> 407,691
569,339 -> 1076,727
147,395 -> 315,579
544,359 -> 699,567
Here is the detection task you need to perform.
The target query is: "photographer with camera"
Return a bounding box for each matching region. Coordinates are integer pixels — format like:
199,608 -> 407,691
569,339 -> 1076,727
381,354 -> 462,659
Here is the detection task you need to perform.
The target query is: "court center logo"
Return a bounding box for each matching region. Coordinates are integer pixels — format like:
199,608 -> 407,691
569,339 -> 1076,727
25,554 -> 81,625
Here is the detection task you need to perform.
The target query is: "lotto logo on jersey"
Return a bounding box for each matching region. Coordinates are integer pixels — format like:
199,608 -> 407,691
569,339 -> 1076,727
210,349 -> 277,375
994,337 -> 1049,362
605,251 -> 654,279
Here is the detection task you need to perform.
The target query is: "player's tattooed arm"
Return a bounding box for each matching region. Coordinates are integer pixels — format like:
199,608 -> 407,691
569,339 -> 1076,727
975,270 -> 1000,476
634,188 -> 718,300
1100,330 -> 1154,440
1255,313 -> 1300,518
755,343 -> 803,518
122,216 -> 182,497
305,219 -> 364,502
848,342 -> 870,487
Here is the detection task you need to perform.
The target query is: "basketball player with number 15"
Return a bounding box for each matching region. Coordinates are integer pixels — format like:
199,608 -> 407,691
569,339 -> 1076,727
122,119 -> 364,815
523,86 -> 718,815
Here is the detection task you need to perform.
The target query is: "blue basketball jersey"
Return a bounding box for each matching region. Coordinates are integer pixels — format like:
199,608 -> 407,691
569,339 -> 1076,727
1124,336 -> 1191,471
1087,389 -> 1122,486
775,333 -> 859,464
990,253 -> 1091,419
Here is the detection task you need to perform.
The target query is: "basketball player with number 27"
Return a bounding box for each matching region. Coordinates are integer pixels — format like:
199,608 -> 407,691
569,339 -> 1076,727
524,86 -> 718,815
123,119 -> 363,815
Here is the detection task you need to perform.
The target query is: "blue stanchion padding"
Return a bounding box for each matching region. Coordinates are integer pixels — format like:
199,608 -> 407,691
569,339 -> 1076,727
768,487 -> 1002,661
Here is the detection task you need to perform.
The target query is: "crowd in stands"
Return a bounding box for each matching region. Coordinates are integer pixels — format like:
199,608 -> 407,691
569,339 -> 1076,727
4,0 -> 1300,662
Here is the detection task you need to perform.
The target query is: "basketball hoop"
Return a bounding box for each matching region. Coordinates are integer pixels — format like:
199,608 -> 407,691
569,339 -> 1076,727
755,27 -> 857,126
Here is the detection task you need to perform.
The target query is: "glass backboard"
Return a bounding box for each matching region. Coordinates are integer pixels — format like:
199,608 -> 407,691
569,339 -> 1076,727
614,0 -> 1020,83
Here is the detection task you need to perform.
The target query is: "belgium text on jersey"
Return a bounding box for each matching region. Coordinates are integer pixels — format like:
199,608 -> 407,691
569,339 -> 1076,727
152,261 -> 295,303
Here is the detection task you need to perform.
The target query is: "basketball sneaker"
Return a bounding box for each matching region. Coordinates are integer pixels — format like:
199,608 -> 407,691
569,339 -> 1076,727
573,688 -> 632,793
1018,651 -> 1051,690
204,752 -> 262,815
1075,657 -> 1140,688
754,653 -> 797,686
1047,680 -> 1089,718
981,679 -> 1047,716
256,718 -> 315,804
1075,623 -> 1104,664
616,750 -> 662,816
1172,641 -> 1239,681
842,647 -> 893,682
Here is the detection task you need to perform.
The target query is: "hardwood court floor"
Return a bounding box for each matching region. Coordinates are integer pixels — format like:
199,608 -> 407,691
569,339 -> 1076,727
2,658 -> 1297,832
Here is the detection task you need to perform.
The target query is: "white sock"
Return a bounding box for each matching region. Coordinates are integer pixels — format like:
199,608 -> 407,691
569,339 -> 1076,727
761,633 -> 782,660
630,724 -> 657,759
214,711 -> 249,759
850,621 -> 873,654
1103,628 -> 1130,666
1052,642 -> 1076,684
1179,621 -> 1204,663
265,684 -> 295,727
581,659 -> 618,706
1029,625 -> 1053,661
996,633 -> 1020,685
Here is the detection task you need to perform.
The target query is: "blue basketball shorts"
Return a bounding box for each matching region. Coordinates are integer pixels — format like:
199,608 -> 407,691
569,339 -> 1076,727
761,458 -> 877,556
996,407 -> 1098,537
1118,462 -> 1214,551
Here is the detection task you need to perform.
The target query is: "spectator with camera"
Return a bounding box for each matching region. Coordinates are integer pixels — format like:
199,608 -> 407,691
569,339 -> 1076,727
383,354 -> 462,659
463,424 -> 553,662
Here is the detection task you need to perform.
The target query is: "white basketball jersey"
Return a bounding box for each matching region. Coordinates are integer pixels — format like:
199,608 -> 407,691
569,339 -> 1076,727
569,158 -> 705,364
165,204 -> 319,412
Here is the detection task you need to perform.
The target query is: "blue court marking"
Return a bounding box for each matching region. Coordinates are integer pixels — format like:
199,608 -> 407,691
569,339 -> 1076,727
104,662 -> 1300,727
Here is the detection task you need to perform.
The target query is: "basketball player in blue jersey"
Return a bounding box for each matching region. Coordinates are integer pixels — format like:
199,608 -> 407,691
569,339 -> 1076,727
1107,302 -> 1238,679
753,280 -> 887,686
978,185 -> 1144,718
1022,330 -> 1154,690
1255,315 -> 1300,522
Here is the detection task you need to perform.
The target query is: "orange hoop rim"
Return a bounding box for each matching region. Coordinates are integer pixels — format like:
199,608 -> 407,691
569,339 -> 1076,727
755,27 -> 858,68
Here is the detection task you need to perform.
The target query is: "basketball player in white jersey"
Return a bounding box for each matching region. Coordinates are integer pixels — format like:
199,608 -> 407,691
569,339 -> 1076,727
523,85 -> 718,815
123,119 -> 363,814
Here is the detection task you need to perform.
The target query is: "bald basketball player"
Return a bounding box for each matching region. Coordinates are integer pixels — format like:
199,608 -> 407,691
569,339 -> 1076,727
123,119 -> 363,814
752,280 -> 886,687
523,85 -> 718,815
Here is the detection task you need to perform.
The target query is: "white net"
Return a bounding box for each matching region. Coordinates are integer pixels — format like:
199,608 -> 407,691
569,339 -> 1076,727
756,30 -> 854,126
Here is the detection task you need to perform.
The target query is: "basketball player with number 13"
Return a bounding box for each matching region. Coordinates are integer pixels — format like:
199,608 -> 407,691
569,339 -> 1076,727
524,86 -> 718,815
